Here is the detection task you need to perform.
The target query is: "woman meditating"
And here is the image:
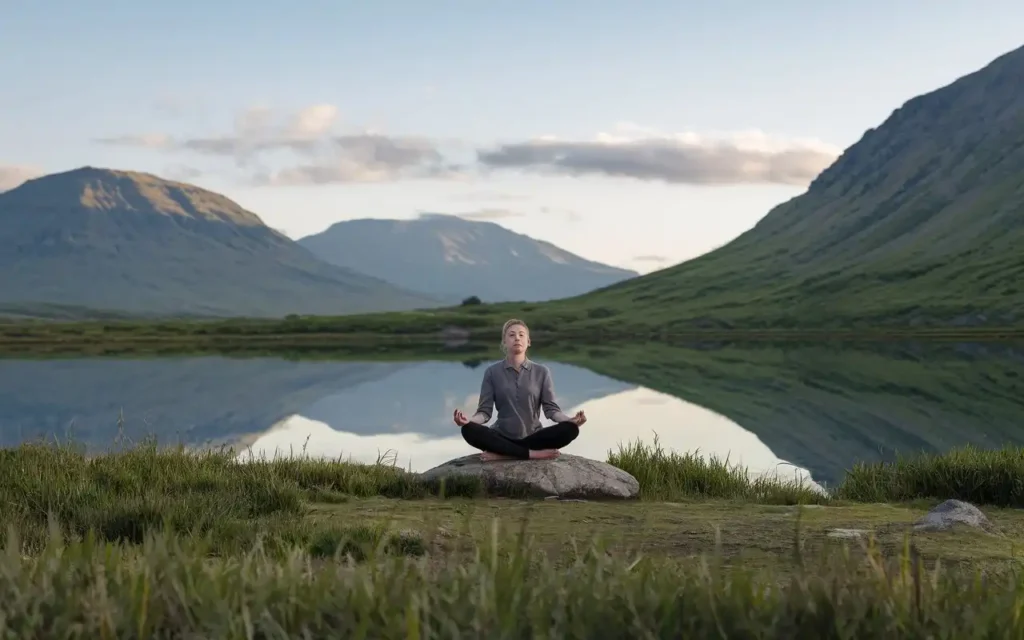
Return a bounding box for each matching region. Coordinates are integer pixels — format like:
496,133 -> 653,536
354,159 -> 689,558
452,318 -> 586,461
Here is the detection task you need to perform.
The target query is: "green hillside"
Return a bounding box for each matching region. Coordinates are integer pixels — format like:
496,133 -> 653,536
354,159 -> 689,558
553,44 -> 1024,330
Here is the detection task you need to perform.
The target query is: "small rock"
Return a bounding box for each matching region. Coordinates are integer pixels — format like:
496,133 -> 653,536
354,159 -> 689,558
913,499 -> 995,533
418,453 -> 640,499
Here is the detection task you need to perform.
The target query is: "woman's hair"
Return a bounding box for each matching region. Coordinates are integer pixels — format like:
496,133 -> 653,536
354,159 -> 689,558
499,318 -> 529,353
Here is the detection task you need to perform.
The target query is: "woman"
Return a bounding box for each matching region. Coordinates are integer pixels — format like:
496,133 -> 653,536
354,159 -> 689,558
453,318 -> 586,461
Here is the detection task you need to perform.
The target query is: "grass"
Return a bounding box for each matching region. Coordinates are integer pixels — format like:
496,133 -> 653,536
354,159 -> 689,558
1,311 -> 1022,357
4,441 -> 1024,635
611,436 -> 1024,509
609,436 -> 827,504
0,441 -> 483,555
834,446 -> 1024,506
4,438 -> 1024,551
8,524 -> 1024,638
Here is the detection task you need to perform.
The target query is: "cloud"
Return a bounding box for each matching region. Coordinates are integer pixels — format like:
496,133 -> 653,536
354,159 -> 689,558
252,134 -> 463,185
94,111 -> 843,188
0,165 -> 44,192
96,104 -> 458,185
446,191 -> 531,203
288,104 -> 338,138
96,133 -> 174,149
539,206 -> 582,223
162,164 -> 204,182
477,126 -> 842,186
454,208 -> 526,221
633,254 -> 670,263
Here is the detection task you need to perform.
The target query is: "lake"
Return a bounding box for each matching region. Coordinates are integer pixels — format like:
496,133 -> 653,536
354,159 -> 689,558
1,341 -> 1021,488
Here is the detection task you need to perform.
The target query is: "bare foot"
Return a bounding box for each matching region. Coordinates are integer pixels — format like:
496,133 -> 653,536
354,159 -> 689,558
528,449 -> 560,460
480,452 -> 515,462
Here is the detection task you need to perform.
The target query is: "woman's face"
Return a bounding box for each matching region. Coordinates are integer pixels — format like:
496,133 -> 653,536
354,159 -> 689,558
503,323 -> 530,355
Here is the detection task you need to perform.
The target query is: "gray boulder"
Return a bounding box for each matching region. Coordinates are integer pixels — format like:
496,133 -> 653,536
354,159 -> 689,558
418,453 -> 640,499
913,499 -> 995,533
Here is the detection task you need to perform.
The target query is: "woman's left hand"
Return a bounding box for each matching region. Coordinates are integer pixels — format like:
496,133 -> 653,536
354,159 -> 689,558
572,410 -> 587,426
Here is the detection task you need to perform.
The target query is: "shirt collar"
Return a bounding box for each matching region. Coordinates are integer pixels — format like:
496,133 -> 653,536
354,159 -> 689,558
504,358 -> 532,370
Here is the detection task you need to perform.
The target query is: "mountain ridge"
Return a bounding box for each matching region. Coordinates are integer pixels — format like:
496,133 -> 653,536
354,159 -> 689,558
0,167 -> 441,318
558,43 -> 1024,328
298,213 -> 639,303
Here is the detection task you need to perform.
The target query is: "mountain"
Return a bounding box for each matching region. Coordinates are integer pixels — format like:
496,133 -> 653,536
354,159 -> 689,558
0,168 -> 441,318
560,45 -> 1024,329
297,214 -> 639,303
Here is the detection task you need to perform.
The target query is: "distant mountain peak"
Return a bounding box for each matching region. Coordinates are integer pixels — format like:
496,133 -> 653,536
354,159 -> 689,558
299,214 -> 638,303
0,167 -> 440,318
4,166 -> 266,227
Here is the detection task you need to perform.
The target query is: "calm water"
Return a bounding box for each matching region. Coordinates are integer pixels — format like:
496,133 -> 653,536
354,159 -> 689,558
1,342 -> 1022,487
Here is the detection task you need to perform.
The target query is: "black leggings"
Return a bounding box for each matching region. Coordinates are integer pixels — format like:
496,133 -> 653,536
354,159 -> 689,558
461,421 -> 580,459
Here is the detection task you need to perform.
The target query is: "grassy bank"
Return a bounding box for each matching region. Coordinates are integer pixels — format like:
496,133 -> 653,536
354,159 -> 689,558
2,305 -> 1023,356
4,441 -> 1024,635
611,437 -> 1024,508
0,441 -> 483,555
5,440 -> 1024,550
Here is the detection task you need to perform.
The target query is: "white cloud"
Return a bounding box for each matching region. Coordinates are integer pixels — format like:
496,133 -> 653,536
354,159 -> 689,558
251,134 -> 463,185
93,112 -> 843,189
454,208 -> 526,221
0,165 -> 44,192
478,124 -> 842,187
96,104 -> 459,185
95,133 -> 173,149
287,104 -> 339,138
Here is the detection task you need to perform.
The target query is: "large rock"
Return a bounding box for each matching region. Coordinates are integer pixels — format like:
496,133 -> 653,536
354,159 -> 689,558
913,499 -> 995,533
418,453 -> 640,499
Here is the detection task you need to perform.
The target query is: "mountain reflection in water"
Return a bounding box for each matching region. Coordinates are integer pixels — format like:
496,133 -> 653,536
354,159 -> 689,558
0,341 -> 1020,488
238,385 -> 819,489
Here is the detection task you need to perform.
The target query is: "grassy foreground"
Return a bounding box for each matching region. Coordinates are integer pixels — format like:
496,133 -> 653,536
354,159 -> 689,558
4,441 -> 1024,636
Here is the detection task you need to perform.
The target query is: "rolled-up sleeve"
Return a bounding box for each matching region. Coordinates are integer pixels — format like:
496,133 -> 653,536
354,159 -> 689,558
470,368 -> 494,424
539,368 -> 573,423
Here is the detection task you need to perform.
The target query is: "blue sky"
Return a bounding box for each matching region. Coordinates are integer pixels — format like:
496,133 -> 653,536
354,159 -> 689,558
3,1 -> 1022,271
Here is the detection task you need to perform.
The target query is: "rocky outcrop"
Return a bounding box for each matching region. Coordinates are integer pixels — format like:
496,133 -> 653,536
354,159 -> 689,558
418,453 -> 640,499
913,499 -> 995,533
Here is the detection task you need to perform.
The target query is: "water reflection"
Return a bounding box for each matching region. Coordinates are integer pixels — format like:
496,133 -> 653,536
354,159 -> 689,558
240,385 -> 820,488
0,341 -> 1021,488
550,342 -> 1024,485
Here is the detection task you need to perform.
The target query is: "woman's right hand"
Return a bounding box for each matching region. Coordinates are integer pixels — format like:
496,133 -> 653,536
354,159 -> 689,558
453,409 -> 470,427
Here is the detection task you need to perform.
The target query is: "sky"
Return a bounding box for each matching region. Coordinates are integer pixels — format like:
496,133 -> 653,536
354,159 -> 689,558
2,1 -> 1022,273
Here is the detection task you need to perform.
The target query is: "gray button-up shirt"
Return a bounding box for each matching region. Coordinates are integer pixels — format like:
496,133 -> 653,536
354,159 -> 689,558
470,358 -> 573,439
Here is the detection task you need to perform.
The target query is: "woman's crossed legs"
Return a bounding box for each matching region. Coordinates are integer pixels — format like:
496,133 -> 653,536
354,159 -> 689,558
461,421 -> 579,460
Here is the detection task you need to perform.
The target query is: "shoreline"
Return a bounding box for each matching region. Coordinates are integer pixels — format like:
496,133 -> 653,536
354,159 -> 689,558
1,323 -> 1022,357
